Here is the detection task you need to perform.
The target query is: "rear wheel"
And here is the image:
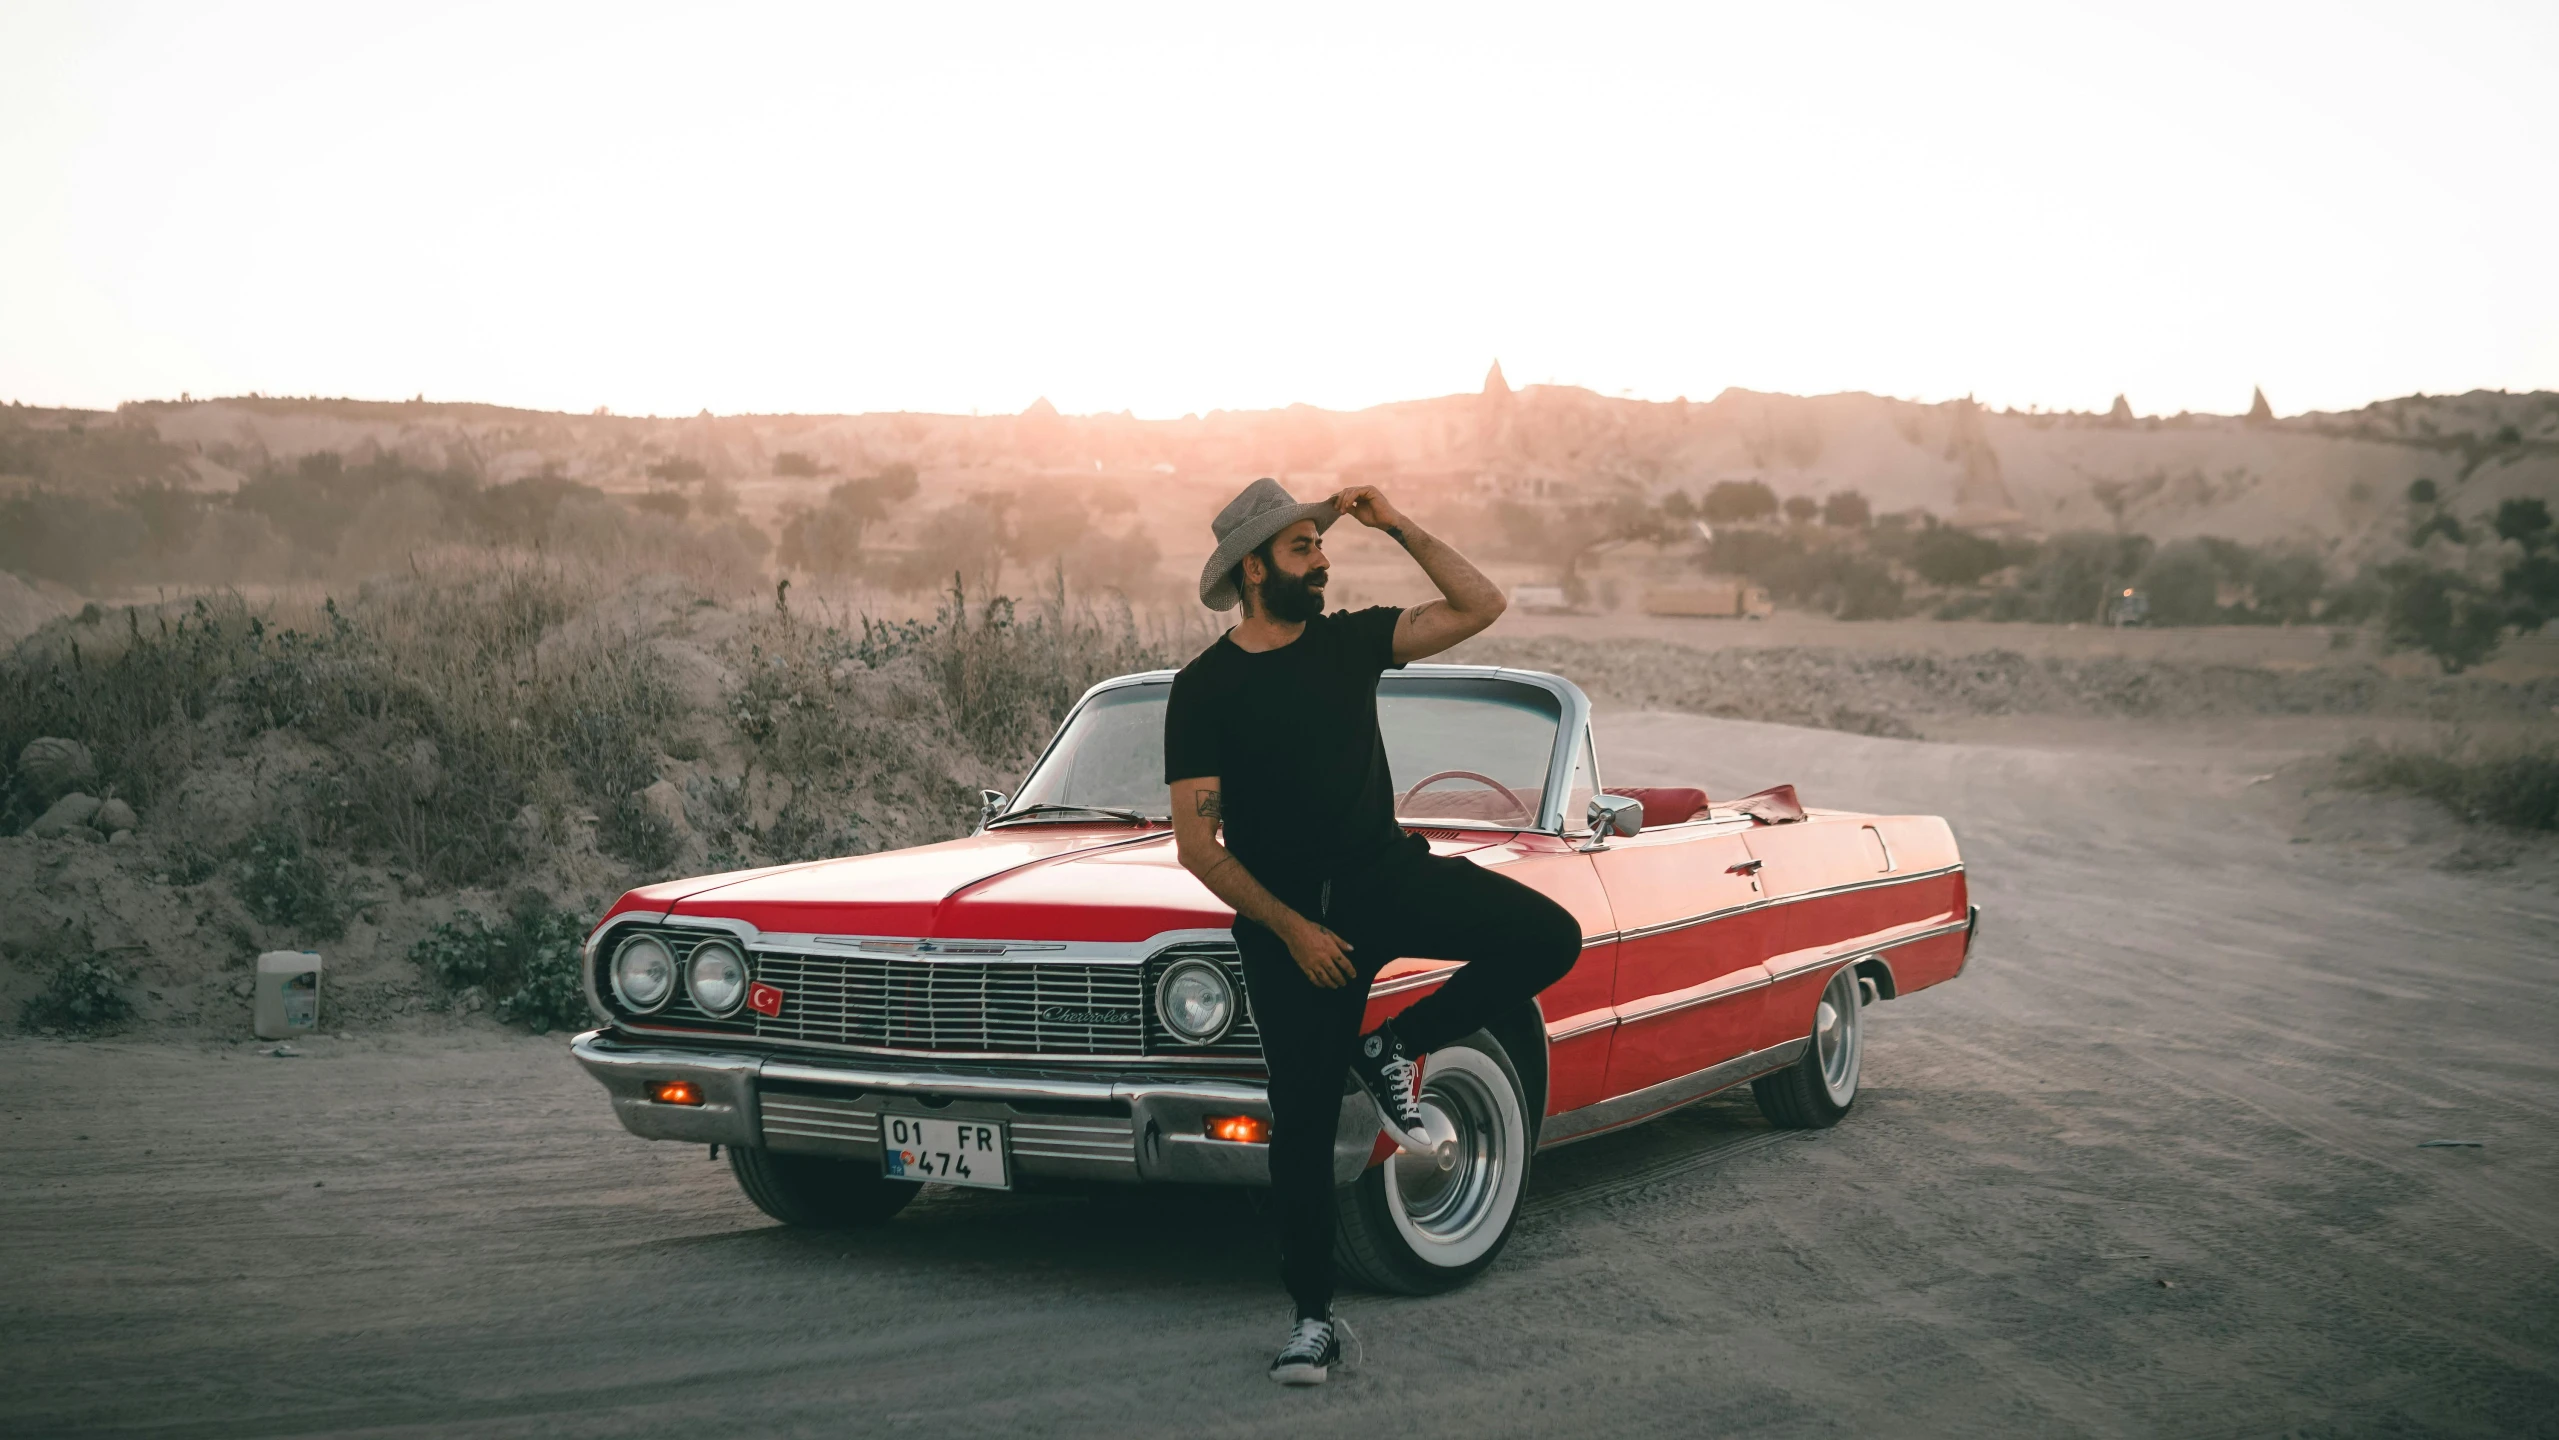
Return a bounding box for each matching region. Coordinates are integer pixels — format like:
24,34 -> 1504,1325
729,1145 -> 918,1228
1752,965 -> 1863,1129
1333,1030 -> 1530,1295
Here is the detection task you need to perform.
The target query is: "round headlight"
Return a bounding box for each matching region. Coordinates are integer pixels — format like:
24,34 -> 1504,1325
1156,958 -> 1237,1045
611,934 -> 676,1013
686,940 -> 748,1017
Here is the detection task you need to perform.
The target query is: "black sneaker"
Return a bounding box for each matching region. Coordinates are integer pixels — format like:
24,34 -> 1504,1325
1269,1316 -> 1340,1385
1350,1025 -> 1441,1157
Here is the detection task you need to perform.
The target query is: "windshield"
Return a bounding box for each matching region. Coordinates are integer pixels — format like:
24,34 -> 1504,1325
1006,674 -> 1564,828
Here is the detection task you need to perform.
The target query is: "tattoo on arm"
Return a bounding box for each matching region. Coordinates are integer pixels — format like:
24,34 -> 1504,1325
1194,791 -> 1223,819
1384,524 -> 1408,547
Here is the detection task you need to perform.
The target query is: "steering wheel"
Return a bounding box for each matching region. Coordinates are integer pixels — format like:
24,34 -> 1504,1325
1399,770 -> 1536,825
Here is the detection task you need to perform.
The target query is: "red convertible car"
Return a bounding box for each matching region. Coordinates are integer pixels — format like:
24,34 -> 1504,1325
572,665 -> 1974,1292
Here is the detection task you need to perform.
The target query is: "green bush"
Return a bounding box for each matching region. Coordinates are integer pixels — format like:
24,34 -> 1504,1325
2341,740 -> 2559,831
2380,562 -> 2506,674
410,896 -> 595,1033
18,956 -> 135,1035
233,824 -> 345,937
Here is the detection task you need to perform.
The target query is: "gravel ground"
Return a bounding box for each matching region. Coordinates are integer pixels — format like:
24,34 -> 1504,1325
4,714 -> 2555,1438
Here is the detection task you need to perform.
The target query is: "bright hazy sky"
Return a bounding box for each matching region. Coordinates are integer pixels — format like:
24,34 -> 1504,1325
3,2 -> 2553,421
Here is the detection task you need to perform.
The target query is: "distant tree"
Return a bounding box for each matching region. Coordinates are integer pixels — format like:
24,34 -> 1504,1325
2247,545 -> 2330,624
2136,541 -> 2224,626
1821,491 -> 1871,528
773,451 -> 823,478
1782,495 -> 1819,524
2405,477 -> 2438,505
1910,523 -> 2009,588
1658,490 -> 1696,522
646,456 -> 707,484
776,464 -> 920,576
1701,480 -> 1778,524
2380,561 -> 2506,673
2495,497 -> 2559,629
2493,497 -> 2552,547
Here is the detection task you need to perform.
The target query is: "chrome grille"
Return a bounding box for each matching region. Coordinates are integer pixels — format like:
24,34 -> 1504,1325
752,951 -> 1150,1056
597,925 -> 1268,1062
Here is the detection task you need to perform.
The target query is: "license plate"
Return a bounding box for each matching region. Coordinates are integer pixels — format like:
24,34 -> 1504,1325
880,1115 -> 1009,1190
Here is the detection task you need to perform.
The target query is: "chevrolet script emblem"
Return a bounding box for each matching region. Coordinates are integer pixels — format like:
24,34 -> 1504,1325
1040,1005 -> 1137,1026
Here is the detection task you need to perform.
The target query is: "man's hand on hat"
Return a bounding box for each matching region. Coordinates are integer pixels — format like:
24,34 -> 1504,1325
1333,485 -> 1409,538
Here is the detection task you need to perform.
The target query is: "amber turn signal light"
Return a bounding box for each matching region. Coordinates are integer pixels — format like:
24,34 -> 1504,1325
652,1080 -> 704,1106
1205,1114 -> 1268,1143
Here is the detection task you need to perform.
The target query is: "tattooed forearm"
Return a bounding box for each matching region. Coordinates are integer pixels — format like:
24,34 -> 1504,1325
1194,790 -> 1223,819
1384,524 -> 1408,547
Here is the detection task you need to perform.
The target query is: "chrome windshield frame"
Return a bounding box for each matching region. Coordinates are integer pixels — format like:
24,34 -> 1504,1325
1011,663 -> 1594,836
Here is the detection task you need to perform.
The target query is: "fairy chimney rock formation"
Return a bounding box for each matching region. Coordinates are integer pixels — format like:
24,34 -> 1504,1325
2246,387 -> 2274,424
2108,394 -> 2134,426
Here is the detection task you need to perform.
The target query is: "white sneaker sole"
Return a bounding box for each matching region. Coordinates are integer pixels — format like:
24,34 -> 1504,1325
1368,1094 -> 1450,1161
1271,1361 -> 1330,1385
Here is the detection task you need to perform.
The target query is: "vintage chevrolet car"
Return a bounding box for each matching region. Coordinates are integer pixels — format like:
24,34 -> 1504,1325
572,664 -> 1974,1293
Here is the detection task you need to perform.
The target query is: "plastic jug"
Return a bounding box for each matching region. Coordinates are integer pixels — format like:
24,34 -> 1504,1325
254,950 -> 321,1039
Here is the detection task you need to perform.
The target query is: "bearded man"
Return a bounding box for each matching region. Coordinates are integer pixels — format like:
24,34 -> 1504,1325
1162,477 -> 1581,1385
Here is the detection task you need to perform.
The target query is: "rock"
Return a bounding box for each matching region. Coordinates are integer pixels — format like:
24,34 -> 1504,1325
234,977 -> 255,997
28,791 -> 102,838
63,826 -> 105,844
17,738 -> 97,802
640,778 -> 694,835
109,829 -> 134,845
95,798 -> 138,833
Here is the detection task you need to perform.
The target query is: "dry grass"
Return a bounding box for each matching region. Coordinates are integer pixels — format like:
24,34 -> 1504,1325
2,556 -> 1214,1031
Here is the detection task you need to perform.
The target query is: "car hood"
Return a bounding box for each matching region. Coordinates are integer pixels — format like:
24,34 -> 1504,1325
640,825 -> 1498,944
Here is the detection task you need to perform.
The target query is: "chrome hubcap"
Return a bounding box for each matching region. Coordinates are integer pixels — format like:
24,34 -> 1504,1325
1390,1066 -> 1508,1248
1816,968 -> 1862,1105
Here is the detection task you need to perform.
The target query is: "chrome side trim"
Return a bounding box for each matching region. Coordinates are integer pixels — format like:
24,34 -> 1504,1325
1544,1007 -> 1617,1043
1537,1039 -> 1809,1149
1613,970 -> 1774,1024
1764,916 -> 1976,982
1610,863 -> 1966,947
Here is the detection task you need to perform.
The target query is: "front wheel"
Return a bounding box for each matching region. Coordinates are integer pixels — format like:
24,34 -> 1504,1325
1333,1030 -> 1531,1295
1752,965 -> 1863,1129
729,1145 -> 918,1229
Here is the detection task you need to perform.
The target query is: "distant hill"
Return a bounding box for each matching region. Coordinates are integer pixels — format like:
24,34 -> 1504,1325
10,380 -> 2556,560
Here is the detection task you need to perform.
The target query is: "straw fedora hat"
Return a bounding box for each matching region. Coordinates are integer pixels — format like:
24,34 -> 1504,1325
1197,477 -> 1339,611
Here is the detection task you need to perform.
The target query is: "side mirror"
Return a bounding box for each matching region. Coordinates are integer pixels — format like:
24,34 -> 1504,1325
977,790 -> 1009,832
1586,792 -> 1643,839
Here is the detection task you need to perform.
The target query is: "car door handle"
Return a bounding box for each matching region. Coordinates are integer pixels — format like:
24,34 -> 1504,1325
1726,859 -> 1763,875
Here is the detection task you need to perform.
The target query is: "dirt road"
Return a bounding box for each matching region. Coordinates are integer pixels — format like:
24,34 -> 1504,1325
5,715 -> 2555,1438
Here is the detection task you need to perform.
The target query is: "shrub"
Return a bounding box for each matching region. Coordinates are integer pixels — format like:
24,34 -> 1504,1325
410,896 -> 595,1033
2341,739 -> 2559,831
1990,532 -> 2153,624
233,824 -> 346,937
2379,562 -> 2506,674
1909,524 -> 2008,588
12,921 -> 135,1035
19,956 -> 135,1035
1701,480 -> 1778,524
1821,491 -> 1871,528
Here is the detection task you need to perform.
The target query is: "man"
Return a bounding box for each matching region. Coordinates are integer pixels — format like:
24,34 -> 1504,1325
1163,477 -> 1581,1385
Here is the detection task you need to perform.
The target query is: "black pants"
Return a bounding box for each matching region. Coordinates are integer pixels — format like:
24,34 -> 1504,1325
1232,838 -> 1581,1318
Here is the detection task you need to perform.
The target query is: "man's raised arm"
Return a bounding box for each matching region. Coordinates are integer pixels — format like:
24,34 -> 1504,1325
1331,486 -> 1506,663
1169,776 -> 1355,989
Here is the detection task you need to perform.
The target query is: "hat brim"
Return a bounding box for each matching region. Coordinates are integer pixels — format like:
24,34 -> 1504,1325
1198,499 -> 1340,610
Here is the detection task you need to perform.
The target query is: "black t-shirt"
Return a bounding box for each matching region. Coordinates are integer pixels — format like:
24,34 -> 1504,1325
1162,605 -> 1407,900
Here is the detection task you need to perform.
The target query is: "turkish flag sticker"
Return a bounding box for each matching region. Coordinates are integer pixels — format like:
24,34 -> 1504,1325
747,982 -> 784,1018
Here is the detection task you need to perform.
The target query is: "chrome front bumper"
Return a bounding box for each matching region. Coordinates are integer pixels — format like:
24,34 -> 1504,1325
570,1029 -> 1381,1187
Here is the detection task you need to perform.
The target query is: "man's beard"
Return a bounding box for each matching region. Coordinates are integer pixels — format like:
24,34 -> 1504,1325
1255,565 -> 1326,623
